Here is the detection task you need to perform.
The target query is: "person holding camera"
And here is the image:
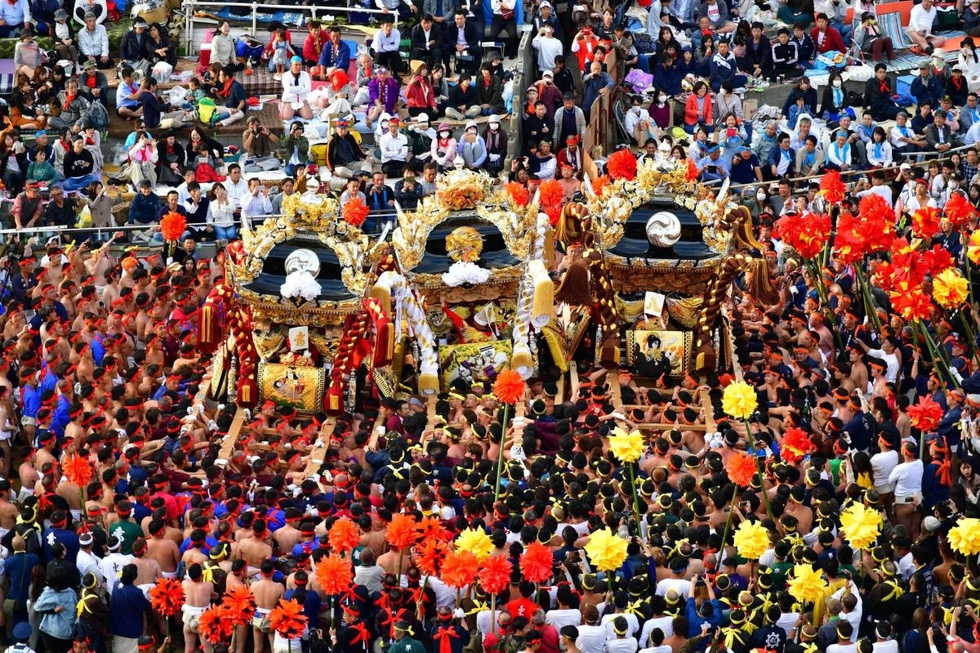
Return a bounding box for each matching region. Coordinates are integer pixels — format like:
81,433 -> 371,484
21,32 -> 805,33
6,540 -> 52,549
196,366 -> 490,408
243,116 -> 281,173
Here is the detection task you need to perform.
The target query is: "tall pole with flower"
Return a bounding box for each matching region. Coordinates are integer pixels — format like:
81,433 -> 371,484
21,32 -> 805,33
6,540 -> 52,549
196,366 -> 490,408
268,599 -> 307,653
722,381 -> 774,521
148,577 -> 185,650
608,427 -> 644,526
492,369 -> 527,503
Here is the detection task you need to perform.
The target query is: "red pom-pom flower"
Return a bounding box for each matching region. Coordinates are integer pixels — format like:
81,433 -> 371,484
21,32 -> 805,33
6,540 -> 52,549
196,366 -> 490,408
519,542 -> 553,584
148,578 -> 185,618
606,149 -> 637,181
727,451 -> 759,487
328,517 -> 361,554
269,599 -> 307,638
494,369 -> 526,405
478,555 -> 512,595
316,553 -> 354,596
342,196 -> 370,227
385,513 -> 419,550
160,211 -> 188,242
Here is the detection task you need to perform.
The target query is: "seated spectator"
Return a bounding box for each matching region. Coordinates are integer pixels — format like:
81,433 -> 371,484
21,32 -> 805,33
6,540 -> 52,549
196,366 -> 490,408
120,19 -> 150,74
128,179 -> 161,237
241,178 -> 272,225
42,184 -> 77,229
62,134 -> 99,191
698,143 -> 729,182
394,171 -> 423,210
138,77 -> 187,130
372,17 -> 401,74
792,22 -> 816,66
379,117 -> 409,178
155,130 -> 186,186
303,21 -> 328,68
27,148 -> 58,187
483,115 -> 507,176
366,66 -> 400,128
0,0 -> 30,38
77,60 -> 108,108
905,0 -> 945,53
768,131 -> 796,178
781,76 -> 818,120
866,126 -> 893,167
864,63 -> 901,120
14,29 -> 43,79
79,12 -> 112,69
122,131 -> 158,188
771,28 -> 803,78
49,78 -> 90,133
205,182 -> 237,241
431,122 -> 457,170
445,10 -> 482,76
699,0 -> 736,34
115,66 -> 144,120
457,121 -> 487,171
779,0 -> 813,29
210,20 -> 237,70
853,12 -> 893,63
826,129 -> 853,171
242,116 -> 280,171
9,74 -> 45,130
279,57 -> 313,122
405,63 -> 438,118
214,66 -> 246,127
475,64 -> 505,117
365,171 -> 395,231
684,82 -> 714,134
947,67 -> 970,107
411,14 -> 444,69
145,23 -> 176,69
326,119 -> 370,187
745,22 -> 774,79
445,74 -> 480,121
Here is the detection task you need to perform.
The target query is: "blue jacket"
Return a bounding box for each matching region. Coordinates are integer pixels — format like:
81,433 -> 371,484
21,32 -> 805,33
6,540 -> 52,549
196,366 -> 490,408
911,75 -> 942,110
654,61 -> 683,95
319,39 -> 351,69
35,587 -> 78,639
129,191 -> 161,225
109,583 -> 151,638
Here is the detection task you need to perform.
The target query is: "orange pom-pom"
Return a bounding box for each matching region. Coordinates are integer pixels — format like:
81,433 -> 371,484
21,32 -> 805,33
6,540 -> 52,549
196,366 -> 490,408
727,451 -> 758,487
198,606 -> 234,645
538,179 -> 563,212
945,192 -> 978,228
385,513 -> 418,550
316,553 -> 354,595
418,516 -> 453,542
908,395 -> 944,432
148,578 -> 185,617
328,517 -> 362,554
415,538 -> 447,577
478,555 -> 512,595
592,174 -> 610,197
63,454 -> 93,488
505,181 -> 531,208
606,149 -> 637,181
268,599 -> 307,638
519,542 -> 553,584
685,158 -> 699,182
494,369 -> 526,405
343,196 -> 370,227
220,586 -> 256,627
441,550 -> 478,589
160,212 -> 188,242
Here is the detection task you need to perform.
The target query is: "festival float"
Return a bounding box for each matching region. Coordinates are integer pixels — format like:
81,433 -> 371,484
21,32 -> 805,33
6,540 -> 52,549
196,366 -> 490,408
199,157 -> 773,413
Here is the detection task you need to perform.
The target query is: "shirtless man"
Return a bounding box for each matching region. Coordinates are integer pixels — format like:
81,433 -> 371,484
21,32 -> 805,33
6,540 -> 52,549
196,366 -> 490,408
145,519 -> 181,578
182,564 -> 214,653
238,520 -> 274,568
273,509 -> 303,556
132,537 -> 163,590
0,479 -> 19,540
252,560 -> 285,653
182,530 -> 210,568
377,542 -> 409,576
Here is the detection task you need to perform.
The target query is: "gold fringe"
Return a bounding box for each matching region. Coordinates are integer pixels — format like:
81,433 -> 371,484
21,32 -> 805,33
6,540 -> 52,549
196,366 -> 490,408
529,260 -> 554,329
418,372 -> 440,395
370,284 -> 392,316
541,325 -> 569,373
511,349 -> 534,376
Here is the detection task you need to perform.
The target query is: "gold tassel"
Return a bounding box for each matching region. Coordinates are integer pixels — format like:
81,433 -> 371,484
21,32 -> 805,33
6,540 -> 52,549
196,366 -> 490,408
200,304 -> 214,346
543,225 -> 556,269
391,337 -> 406,381
511,349 -> 533,376
540,325 -> 568,373
418,372 -> 440,396
370,284 -> 392,315
529,260 -> 554,329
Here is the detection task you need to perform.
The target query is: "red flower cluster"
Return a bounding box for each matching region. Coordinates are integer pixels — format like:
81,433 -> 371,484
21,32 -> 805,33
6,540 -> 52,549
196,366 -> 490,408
912,207 -> 942,239
819,170 -> 846,204
834,194 -> 896,263
519,542 -> 553,584
727,451 -> 758,487
606,149 -> 638,181
945,192 -> 978,228
505,181 -> 531,208
478,555 -> 513,595
907,396 -> 944,432
780,428 -> 815,464
316,554 -> 354,595
160,212 -> 188,242
442,550 -> 478,589
774,212 -> 831,259
538,179 -> 564,226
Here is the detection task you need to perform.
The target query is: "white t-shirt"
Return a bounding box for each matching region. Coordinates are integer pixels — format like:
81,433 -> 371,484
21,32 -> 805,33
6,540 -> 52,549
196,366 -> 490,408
889,459 -> 924,497
546,609 -> 582,630
606,638 -> 639,653
578,625 -> 609,653
638,616 -> 674,647
655,577 -> 691,597
866,348 -> 900,383
870,450 -> 899,488
909,3 -> 937,33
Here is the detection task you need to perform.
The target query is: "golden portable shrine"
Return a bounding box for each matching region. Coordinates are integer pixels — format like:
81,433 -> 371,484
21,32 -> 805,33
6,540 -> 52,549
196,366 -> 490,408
198,157 -> 775,413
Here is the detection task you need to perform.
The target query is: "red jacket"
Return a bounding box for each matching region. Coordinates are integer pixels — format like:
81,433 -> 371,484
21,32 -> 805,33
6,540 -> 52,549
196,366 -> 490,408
810,26 -> 845,54
405,75 -> 437,111
303,28 -> 329,63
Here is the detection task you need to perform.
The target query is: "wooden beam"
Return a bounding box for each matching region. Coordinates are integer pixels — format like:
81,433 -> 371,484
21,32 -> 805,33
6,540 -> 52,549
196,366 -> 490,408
607,372 -> 623,410
634,423 -> 711,431
700,387 -> 715,433
218,407 -> 248,461
305,418 -> 337,475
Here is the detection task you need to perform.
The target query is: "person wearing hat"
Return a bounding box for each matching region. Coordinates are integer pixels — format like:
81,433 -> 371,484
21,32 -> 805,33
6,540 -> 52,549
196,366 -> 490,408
275,119 -> 311,177
697,141 -> 729,183
13,27 -> 42,78
948,65 -> 970,106
280,56 -> 313,121
407,112 -> 436,168
325,116 -> 370,188
458,120 -> 487,170
119,18 -> 150,74
366,64 -> 401,128
405,61 -> 438,118
50,8 -> 79,65
911,61 -> 943,114
77,58 -> 109,109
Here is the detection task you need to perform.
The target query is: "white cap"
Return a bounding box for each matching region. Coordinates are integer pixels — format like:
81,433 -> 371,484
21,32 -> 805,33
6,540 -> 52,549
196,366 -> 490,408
923,516 -> 941,532
542,69 -> 554,78
488,114 -> 501,123
416,112 -> 430,123
900,162 -> 912,170
540,1 -> 552,7
464,120 -> 479,132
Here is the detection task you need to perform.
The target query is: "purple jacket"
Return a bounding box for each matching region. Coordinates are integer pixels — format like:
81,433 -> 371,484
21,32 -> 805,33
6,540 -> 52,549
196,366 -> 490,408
368,77 -> 400,115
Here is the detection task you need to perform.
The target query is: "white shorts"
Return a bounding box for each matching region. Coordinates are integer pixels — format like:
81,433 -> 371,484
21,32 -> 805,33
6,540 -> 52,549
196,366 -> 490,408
162,570 -> 178,579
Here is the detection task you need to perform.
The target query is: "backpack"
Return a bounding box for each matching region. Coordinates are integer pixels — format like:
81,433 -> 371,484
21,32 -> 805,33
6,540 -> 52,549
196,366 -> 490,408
196,97 -> 218,125
85,100 -> 109,129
